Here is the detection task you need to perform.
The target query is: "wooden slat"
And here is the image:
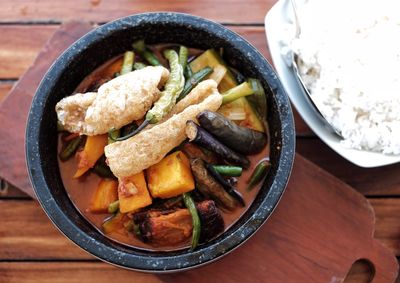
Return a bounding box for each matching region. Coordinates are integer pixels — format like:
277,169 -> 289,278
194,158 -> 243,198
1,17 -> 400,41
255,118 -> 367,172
370,198 -> 400,256
0,0 -> 276,24
0,262 -> 163,283
0,200 -> 91,260
1,196 -> 399,260
0,259 -> 394,283
0,82 -> 14,102
297,138 -> 400,196
0,25 -> 57,79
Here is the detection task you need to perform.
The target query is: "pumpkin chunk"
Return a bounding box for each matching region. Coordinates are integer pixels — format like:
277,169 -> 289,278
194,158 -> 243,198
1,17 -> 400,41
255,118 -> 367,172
89,179 -> 118,213
74,134 -> 108,178
118,171 -> 152,213
147,151 -> 195,199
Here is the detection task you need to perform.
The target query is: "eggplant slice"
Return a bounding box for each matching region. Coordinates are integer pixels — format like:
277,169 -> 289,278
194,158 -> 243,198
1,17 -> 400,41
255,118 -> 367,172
197,110 -> 267,155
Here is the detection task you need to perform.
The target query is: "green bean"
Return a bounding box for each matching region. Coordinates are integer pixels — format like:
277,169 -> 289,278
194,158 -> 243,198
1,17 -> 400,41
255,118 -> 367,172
178,67 -> 213,101
146,49 -> 184,123
93,156 -> 116,179
133,62 -> 147,70
132,40 -> 161,66
211,165 -> 242,177
108,200 -> 120,214
108,129 -> 120,144
185,65 -> 193,78
59,135 -> 83,161
222,81 -> 254,105
120,51 -> 135,75
183,193 -> 201,250
247,159 -> 271,191
179,45 -> 188,73
112,49 -> 184,141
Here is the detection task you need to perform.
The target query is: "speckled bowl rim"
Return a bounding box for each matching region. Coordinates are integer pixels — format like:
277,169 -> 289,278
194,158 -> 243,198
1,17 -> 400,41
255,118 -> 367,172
26,12 -> 295,272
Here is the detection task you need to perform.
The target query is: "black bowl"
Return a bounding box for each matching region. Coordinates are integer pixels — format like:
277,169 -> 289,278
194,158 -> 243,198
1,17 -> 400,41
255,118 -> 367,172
26,12 -> 295,272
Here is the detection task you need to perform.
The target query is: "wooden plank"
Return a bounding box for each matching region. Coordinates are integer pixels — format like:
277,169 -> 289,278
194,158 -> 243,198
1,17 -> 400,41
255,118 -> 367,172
0,82 -> 14,102
0,260 -> 390,283
370,198 -> 400,257
0,25 -> 57,79
0,262 -> 163,283
0,200 -> 91,260
0,0 -> 276,24
297,138 -> 400,196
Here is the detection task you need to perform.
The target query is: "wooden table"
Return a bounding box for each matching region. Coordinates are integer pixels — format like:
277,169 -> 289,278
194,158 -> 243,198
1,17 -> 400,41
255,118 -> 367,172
0,0 -> 399,282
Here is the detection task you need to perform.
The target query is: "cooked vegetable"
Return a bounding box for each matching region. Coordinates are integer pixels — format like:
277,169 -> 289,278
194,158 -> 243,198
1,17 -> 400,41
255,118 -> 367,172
205,163 -> 245,207
229,67 -> 245,84
211,165 -> 242,177
108,129 -> 120,144
221,81 -> 254,105
197,110 -> 267,154
182,143 -> 220,164
102,212 -> 127,234
132,40 -> 161,66
74,134 -> 108,178
185,121 -> 250,168
190,49 -> 237,92
114,49 -> 185,140
179,45 -> 188,73
218,97 -> 265,132
147,151 -> 195,199
120,51 -> 135,75
162,196 -> 183,209
59,135 -> 84,161
108,200 -> 120,214
183,192 -> 201,249
133,200 -> 223,246
118,171 -> 152,213
247,78 -> 267,120
92,155 -> 115,179
185,65 -> 193,78
190,158 -> 239,210
247,159 -> 272,191
178,67 -> 213,101
89,179 -> 118,213
133,62 -> 147,70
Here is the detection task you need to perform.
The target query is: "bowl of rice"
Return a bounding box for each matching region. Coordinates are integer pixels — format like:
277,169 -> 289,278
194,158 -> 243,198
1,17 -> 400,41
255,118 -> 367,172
265,0 -> 400,167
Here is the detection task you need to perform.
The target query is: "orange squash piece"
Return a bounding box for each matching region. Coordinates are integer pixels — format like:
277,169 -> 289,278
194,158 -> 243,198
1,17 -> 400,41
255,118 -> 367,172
89,179 -> 118,213
74,134 -> 108,178
102,212 -> 127,234
147,151 -> 195,199
118,171 -> 152,213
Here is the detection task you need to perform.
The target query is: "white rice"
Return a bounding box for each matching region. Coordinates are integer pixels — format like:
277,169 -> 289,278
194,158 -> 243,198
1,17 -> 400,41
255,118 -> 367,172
287,0 -> 400,154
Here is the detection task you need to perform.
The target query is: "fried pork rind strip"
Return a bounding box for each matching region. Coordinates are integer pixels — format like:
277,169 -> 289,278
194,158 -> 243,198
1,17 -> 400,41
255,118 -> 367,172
105,82 -> 222,178
56,66 -> 169,136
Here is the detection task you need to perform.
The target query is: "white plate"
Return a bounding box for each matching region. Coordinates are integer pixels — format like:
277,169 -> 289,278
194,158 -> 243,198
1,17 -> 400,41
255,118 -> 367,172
264,0 -> 400,168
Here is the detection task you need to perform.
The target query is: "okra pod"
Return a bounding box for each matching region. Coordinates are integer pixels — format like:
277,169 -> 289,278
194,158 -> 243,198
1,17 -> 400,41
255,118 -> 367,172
247,159 -> 272,191
183,193 -> 201,250
59,135 -> 84,161
211,165 -> 242,177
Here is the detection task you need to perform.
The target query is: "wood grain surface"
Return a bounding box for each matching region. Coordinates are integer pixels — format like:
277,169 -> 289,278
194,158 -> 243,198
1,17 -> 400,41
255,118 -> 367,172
0,1 -> 399,281
0,155 -> 398,282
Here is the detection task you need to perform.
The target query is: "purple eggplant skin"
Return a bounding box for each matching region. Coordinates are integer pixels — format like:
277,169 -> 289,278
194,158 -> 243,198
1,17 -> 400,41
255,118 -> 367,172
197,110 -> 267,155
186,121 -> 250,169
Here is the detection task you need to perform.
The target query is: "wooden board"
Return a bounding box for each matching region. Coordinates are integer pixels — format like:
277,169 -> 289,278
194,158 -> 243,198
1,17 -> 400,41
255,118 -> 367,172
0,155 -> 398,282
0,0 -> 274,24
0,22 -> 397,282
